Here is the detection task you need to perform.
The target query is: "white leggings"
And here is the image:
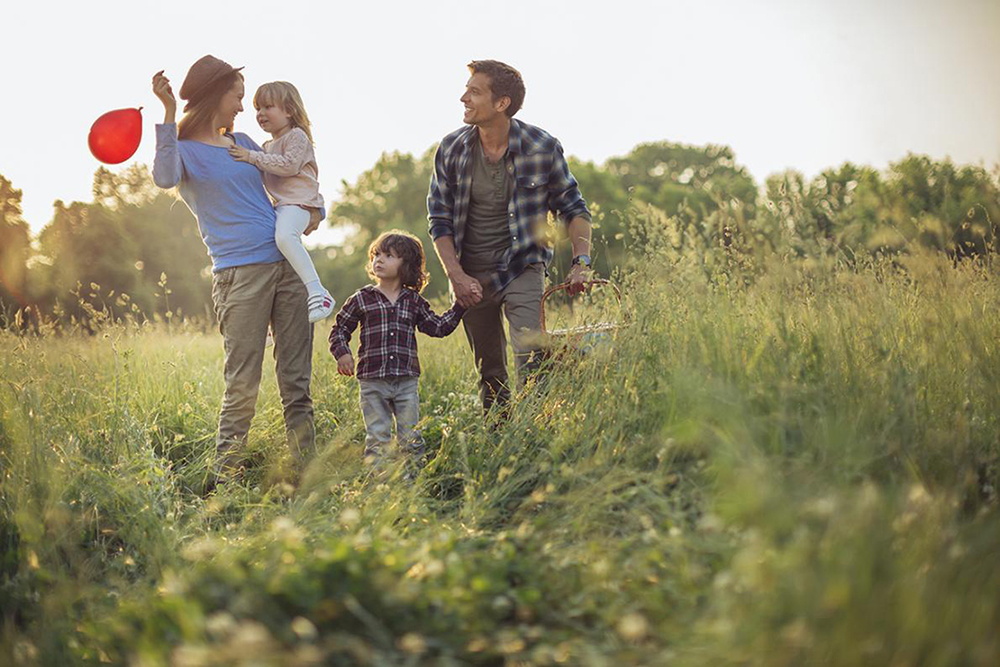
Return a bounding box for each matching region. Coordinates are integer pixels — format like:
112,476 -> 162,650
274,205 -> 322,292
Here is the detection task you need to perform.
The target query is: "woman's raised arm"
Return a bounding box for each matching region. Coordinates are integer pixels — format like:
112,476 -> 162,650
151,70 -> 182,188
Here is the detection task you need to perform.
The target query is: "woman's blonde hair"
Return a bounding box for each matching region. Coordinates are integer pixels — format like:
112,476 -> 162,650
178,71 -> 244,141
253,81 -> 314,143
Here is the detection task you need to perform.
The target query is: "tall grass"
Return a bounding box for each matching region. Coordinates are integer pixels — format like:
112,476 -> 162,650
1,244 -> 998,665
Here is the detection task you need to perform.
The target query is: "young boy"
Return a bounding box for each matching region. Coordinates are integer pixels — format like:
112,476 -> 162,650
329,230 -> 465,474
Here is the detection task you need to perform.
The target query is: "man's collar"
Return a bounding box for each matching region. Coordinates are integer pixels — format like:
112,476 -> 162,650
463,118 -> 526,154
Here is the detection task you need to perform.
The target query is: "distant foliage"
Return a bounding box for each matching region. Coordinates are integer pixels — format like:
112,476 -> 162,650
2,144 -> 998,327
0,176 -> 32,319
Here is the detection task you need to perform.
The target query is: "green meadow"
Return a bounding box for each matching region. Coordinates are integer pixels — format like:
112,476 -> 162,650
3,238 -> 999,666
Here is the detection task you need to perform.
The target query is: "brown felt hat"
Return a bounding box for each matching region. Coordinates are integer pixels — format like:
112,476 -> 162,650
179,55 -> 244,105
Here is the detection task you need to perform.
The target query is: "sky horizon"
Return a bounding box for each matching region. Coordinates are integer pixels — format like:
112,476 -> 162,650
3,0 -> 998,248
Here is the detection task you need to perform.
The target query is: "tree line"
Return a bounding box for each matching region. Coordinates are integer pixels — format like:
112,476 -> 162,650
2,142 -> 997,328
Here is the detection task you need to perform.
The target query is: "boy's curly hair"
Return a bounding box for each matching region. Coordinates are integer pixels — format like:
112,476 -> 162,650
367,230 -> 430,293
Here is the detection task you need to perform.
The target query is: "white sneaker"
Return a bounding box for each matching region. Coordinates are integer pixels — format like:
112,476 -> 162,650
308,290 -> 335,323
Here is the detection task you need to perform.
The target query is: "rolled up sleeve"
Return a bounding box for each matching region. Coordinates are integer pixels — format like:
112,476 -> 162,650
427,144 -> 456,240
547,140 -> 591,225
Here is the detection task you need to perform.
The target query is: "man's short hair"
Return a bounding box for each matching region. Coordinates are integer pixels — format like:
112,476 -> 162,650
467,60 -> 525,118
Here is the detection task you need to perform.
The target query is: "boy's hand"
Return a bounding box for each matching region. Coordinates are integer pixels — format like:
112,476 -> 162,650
337,353 -> 355,376
228,145 -> 250,162
449,271 -> 483,308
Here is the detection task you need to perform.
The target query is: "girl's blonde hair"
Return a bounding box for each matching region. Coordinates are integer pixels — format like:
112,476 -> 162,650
253,81 -> 314,143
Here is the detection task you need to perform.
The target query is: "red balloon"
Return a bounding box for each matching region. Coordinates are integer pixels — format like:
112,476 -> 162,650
88,107 -> 143,164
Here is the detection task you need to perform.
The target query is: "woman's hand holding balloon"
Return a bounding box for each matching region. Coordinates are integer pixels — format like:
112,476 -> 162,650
151,70 -> 177,124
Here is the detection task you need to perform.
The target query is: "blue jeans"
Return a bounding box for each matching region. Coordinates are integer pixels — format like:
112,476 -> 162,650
358,377 -> 424,463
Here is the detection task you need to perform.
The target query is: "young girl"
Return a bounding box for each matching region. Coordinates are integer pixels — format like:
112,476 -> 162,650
329,230 -> 465,474
228,81 -> 334,322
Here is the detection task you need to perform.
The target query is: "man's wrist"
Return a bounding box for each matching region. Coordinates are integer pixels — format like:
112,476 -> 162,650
571,253 -> 592,268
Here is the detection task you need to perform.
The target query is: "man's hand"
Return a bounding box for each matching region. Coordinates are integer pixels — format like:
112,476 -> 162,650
304,208 -> 322,235
337,353 -> 355,376
566,263 -> 592,296
228,145 -> 251,162
450,271 -> 483,308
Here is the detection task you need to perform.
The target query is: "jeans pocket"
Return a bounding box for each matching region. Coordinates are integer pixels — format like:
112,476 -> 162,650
211,267 -> 238,329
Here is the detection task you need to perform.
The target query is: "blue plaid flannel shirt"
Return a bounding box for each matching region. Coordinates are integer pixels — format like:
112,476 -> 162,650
427,119 -> 591,292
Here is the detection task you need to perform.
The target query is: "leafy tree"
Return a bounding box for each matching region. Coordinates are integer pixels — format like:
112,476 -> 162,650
882,155 -> 999,256
32,166 -> 212,324
320,149 -> 447,300
0,176 -> 31,320
606,141 -> 758,219
760,157 -> 1000,259
759,167 -> 886,259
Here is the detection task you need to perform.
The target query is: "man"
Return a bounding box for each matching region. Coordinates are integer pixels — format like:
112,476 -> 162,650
427,60 -> 593,415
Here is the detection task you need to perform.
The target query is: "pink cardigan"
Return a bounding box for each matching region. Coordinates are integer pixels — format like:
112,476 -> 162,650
246,127 -> 325,210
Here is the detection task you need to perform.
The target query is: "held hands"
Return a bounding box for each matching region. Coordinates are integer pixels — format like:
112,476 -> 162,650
450,271 -> 483,308
336,353 -> 355,376
228,145 -> 250,162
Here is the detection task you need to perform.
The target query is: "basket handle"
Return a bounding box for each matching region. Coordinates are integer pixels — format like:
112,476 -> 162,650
540,279 -> 622,333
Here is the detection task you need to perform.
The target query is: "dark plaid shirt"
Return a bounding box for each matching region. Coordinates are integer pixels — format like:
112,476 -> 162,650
328,285 -> 465,379
427,119 -> 591,293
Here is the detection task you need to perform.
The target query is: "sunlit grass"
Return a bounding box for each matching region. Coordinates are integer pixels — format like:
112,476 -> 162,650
2,249 -> 999,665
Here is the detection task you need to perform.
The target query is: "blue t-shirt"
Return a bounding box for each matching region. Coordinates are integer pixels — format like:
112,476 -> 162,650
152,123 -> 283,271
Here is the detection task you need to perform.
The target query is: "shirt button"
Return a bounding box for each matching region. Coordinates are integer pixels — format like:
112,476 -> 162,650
390,355 -> 394,360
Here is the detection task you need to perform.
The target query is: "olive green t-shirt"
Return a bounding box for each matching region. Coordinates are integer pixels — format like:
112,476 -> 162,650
461,139 -> 514,273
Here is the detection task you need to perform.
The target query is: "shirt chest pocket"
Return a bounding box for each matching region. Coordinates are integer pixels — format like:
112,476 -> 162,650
516,172 -> 550,213
517,173 -> 549,190
393,303 -> 416,328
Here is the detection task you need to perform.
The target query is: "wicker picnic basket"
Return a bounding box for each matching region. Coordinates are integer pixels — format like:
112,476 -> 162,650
540,279 -> 623,356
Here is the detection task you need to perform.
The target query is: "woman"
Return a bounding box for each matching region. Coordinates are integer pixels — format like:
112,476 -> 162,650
151,55 -> 318,487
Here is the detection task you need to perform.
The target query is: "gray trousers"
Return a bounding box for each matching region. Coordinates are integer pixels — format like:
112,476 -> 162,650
358,377 -> 424,462
461,262 -> 546,413
210,260 -> 315,474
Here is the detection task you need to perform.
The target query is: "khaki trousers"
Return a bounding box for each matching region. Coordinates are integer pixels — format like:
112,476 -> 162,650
462,263 -> 547,413
210,260 -> 315,473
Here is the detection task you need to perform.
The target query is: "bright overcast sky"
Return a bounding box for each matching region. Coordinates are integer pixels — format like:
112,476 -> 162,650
3,0 -> 998,246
